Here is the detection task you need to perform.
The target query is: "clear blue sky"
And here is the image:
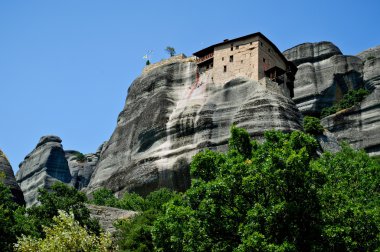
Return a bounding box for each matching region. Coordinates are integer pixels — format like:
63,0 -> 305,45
1,0 -> 379,172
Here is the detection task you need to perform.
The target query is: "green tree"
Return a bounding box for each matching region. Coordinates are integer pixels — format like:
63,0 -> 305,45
0,179 -> 20,251
165,46 -> 176,57
312,144 -> 380,251
27,182 -> 101,236
15,210 -> 112,252
152,128 -> 323,251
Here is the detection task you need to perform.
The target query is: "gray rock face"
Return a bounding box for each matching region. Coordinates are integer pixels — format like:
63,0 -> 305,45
16,136 -> 72,206
321,87 -> 380,156
66,149 -> 100,190
87,204 -> 136,233
357,46 -> 380,90
284,42 -> 342,66
87,61 -> 302,197
0,148 -> 25,204
284,42 -> 364,115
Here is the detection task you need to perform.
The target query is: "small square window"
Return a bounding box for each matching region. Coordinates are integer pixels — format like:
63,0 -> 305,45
236,45 -> 239,49
260,41 -> 263,46
230,55 -> 233,62
231,44 -> 234,51
222,57 -> 224,61
241,60 -> 243,64
250,42 -> 252,45
224,65 -> 227,72
263,58 -> 266,62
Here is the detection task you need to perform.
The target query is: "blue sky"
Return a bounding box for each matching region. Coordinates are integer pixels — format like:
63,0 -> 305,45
1,0 -> 379,172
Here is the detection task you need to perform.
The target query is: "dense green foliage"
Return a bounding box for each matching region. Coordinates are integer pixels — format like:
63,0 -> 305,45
303,116 -> 324,135
15,211 -> 111,252
0,182 -> 101,251
321,88 -> 370,117
0,178 -> 22,251
92,187 -> 179,251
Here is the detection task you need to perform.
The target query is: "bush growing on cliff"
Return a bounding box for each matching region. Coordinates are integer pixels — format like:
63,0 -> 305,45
321,88 -> 370,117
303,116 -> 324,135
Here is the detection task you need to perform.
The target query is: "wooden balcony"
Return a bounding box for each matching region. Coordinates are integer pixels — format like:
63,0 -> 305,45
196,52 -> 214,64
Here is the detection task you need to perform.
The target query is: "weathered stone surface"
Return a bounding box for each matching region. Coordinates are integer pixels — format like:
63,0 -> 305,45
283,42 -> 342,66
316,130 -> 341,154
0,148 -> 25,204
66,150 -> 100,190
357,46 -> 380,90
87,204 -> 137,233
86,61 -> 302,197
321,87 -> 380,156
16,136 -> 72,207
284,42 -> 363,115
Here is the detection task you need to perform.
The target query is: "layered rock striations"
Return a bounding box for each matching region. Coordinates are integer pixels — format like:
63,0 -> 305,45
0,148 -> 25,204
321,46 -> 380,156
283,42 -> 364,115
86,60 -> 302,197
16,136 -> 72,206
66,142 -> 105,190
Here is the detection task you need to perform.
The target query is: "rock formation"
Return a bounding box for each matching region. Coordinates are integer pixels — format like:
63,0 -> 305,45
16,136 -> 72,206
87,204 -> 137,233
66,142 -> 105,190
0,148 -> 25,204
86,60 -> 302,197
284,42 -> 380,156
283,42 -> 364,116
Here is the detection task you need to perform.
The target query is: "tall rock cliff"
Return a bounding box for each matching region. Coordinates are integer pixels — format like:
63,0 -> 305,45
16,136 -> 72,206
283,42 -> 363,115
321,46 -> 380,156
284,42 -> 380,156
0,148 -> 25,204
86,60 -> 302,197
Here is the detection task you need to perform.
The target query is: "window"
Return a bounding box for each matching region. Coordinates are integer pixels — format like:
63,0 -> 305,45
224,65 -> 227,72
231,44 -> 233,51
260,41 -> 263,46
250,42 -> 252,45
210,63 -> 213,68
229,55 -> 233,62
236,45 -> 239,49
241,60 -> 243,64
222,57 -> 224,61
268,48 -> 271,53
263,58 -> 266,63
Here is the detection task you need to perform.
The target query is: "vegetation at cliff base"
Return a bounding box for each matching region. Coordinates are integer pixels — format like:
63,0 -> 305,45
321,88 -> 370,117
91,126 -> 379,251
14,211 -> 111,252
0,126 -> 379,251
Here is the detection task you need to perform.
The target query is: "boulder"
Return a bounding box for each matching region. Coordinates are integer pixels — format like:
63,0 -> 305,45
86,60 -> 302,197
16,136 -> 72,206
87,204 -> 137,234
0,148 -> 25,204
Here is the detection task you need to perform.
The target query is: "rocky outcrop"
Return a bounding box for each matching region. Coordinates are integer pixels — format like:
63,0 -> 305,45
86,60 -> 302,197
0,148 -> 25,204
357,46 -> 380,90
283,42 -> 364,116
321,83 -> 380,156
16,136 -> 72,206
87,204 -> 137,233
66,143 -> 105,190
